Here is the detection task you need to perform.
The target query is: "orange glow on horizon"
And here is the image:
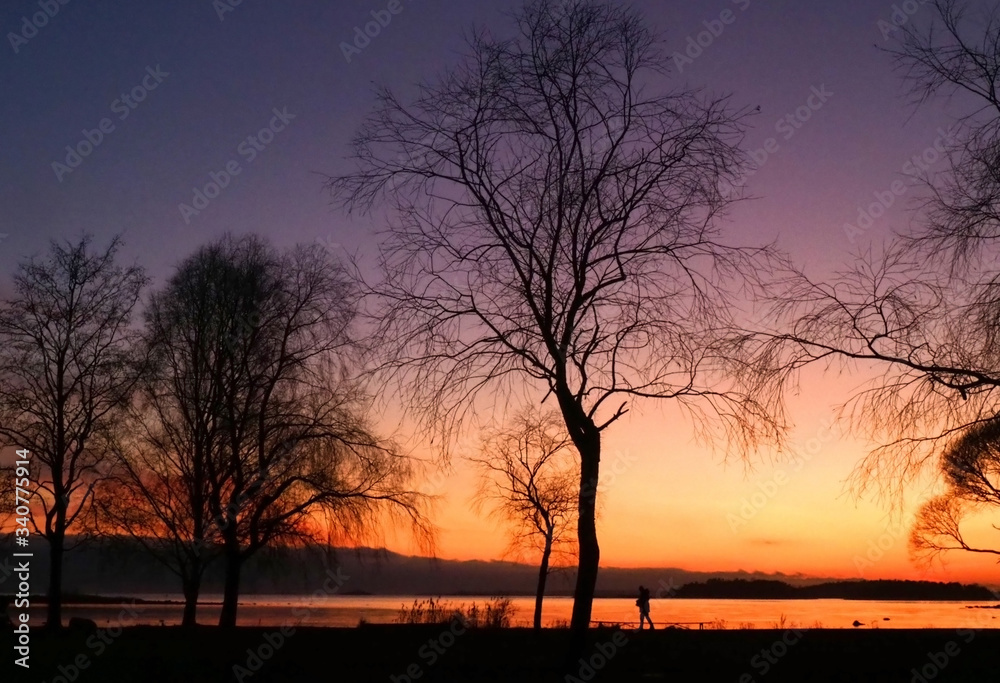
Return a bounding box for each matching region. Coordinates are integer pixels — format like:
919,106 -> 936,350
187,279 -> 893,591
381,368 -> 1000,591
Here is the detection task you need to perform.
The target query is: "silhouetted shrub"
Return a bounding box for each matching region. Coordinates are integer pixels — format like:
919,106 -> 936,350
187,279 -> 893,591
394,596 -> 514,627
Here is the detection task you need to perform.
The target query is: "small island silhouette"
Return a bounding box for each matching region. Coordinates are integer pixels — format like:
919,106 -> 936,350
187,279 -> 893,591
669,579 -> 996,601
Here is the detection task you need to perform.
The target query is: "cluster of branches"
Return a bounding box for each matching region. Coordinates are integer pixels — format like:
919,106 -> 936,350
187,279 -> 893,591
911,418 -> 1000,562
767,0 -> 1000,559
0,234 -> 429,628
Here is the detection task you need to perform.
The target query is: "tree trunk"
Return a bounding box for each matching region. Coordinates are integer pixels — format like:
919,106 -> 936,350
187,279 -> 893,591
45,532 -> 65,630
181,576 -> 201,627
218,544 -> 242,627
534,534 -> 553,630
569,433 -> 601,655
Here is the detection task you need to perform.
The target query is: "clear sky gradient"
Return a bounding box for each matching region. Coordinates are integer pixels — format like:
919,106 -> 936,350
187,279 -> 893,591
1,0 -> 996,586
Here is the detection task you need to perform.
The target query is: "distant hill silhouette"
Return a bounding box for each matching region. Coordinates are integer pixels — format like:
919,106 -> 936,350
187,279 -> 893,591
674,578 -> 996,601
0,536 -> 995,601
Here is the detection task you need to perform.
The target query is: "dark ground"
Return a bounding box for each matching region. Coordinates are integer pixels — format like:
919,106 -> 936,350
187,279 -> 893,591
2,625 -> 998,683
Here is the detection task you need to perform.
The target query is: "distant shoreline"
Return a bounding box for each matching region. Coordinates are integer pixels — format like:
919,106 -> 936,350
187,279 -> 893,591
3,585 -> 997,607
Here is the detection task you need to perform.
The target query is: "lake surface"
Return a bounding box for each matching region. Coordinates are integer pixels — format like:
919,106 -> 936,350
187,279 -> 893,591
41,595 -> 1000,630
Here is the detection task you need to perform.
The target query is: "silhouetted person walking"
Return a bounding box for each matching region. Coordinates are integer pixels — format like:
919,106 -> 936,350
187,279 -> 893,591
637,585 -> 653,630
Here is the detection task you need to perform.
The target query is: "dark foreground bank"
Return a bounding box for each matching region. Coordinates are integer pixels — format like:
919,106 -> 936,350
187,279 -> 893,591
3,625 -> 998,683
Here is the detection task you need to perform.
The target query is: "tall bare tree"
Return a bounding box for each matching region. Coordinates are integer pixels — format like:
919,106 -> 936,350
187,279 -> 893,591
911,418 -> 1000,562
0,235 -> 146,629
473,409 -> 577,629
330,0 -> 787,644
128,234 -> 429,627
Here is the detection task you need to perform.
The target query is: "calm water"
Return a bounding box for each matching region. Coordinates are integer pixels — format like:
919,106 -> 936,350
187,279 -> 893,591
41,596 -> 1000,630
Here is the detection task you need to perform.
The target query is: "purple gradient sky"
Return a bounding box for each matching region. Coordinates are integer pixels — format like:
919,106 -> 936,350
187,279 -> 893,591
0,0 -> 961,281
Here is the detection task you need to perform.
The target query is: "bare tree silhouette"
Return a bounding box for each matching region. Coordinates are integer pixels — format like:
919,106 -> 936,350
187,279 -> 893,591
122,234 -> 430,627
330,0 -> 788,646
886,0 -> 1000,266
768,0 -> 1000,503
911,418 -> 1000,562
0,235 -> 147,630
472,409 -> 577,629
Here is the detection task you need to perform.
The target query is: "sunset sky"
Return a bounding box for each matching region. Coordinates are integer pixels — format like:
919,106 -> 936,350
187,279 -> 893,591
1,0 -> 997,588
